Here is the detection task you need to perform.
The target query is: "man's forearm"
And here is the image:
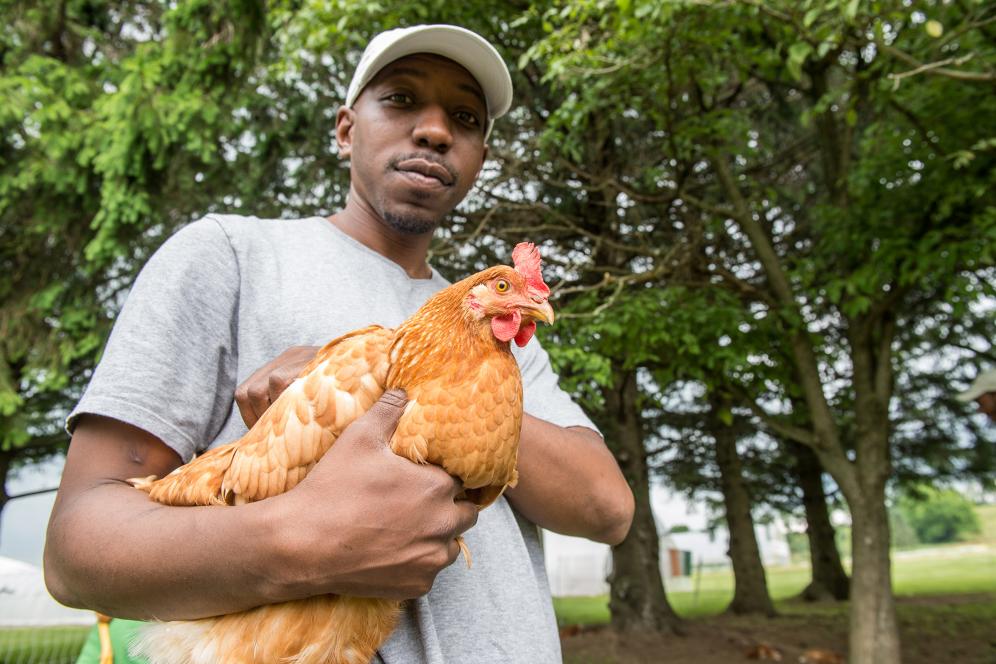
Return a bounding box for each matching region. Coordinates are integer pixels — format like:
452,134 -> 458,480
504,415 -> 634,544
45,482 -> 288,620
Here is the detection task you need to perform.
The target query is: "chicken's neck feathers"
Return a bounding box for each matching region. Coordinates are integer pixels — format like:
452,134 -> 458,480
388,278 -> 512,388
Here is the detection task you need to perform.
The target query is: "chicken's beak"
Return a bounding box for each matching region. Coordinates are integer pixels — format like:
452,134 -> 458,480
525,300 -> 555,325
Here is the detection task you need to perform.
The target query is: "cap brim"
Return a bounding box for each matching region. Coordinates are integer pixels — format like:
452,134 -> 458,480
956,369 -> 996,402
957,387 -> 986,402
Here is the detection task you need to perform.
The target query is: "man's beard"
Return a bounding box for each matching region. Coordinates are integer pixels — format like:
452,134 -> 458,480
382,209 -> 439,235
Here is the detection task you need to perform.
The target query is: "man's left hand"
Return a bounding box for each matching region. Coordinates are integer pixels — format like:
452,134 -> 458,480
235,346 -> 320,427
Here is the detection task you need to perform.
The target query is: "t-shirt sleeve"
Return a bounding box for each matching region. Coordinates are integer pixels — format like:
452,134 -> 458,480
66,216 -> 240,462
513,339 -> 601,436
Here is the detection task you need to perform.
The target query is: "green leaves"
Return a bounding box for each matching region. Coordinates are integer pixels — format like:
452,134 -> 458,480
0,1 -> 273,455
522,0 -> 994,486
787,42 -> 813,81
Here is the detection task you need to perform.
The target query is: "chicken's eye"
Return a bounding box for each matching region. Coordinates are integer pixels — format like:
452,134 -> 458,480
495,279 -> 510,293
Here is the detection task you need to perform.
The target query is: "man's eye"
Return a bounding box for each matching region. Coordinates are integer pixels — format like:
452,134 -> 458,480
386,93 -> 413,104
455,110 -> 480,126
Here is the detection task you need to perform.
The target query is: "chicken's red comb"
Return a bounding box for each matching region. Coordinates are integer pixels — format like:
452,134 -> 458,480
512,242 -> 550,297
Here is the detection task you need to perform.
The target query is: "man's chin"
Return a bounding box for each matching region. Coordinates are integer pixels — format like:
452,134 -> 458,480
382,210 -> 439,235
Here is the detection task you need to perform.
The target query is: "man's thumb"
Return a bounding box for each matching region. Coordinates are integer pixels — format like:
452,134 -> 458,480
356,388 -> 408,442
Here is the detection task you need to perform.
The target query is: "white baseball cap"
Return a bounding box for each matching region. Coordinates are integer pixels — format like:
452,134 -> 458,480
957,368 -> 996,402
345,24 -> 513,139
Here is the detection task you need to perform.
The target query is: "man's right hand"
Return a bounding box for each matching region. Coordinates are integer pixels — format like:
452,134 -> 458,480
263,389 -> 479,601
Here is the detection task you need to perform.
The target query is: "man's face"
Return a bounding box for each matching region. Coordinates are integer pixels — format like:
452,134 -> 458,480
976,392 -> 996,424
336,53 -> 489,235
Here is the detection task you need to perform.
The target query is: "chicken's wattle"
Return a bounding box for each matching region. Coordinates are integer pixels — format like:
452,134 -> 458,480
491,310 -> 520,342
491,311 -> 536,347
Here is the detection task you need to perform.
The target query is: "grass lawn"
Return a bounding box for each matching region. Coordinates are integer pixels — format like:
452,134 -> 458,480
0,625 -> 90,664
972,503 -> 996,542
554,542 -> 996,624
558,538 -> 996,664
560,593 -> 996,664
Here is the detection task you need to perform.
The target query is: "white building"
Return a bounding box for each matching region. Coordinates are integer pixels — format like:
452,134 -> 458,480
0,556 -> 95,628
542,485 -> 791,597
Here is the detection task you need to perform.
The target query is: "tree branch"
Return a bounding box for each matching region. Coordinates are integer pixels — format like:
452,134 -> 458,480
945,341 -> 996,364
710,156 -> 847,470
7,486 -> 60,501
882,45 -> 996,85
742,397 -> 817,447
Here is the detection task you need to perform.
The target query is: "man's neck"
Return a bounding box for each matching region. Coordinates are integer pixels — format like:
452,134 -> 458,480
327,199 -> 434,280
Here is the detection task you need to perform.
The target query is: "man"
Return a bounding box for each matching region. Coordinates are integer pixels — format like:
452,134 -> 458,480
45,24 -> 634,663
958,368 -> 996,424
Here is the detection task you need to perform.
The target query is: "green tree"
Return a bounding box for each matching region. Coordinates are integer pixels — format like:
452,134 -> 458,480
0,0 -> 278,522
899,486 -> 981,543
524,1 -> 995,661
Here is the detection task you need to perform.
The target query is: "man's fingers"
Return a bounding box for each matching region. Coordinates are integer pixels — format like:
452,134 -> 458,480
234,346 -> 320,430
267,372 -> 292,405
235,387 -> 258,429
446,538 -> 462,565
453,497 -> 479,535
248,389 -> 269,426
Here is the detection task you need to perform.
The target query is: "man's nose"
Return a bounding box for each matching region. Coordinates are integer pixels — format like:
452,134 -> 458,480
412,104 -> 452,152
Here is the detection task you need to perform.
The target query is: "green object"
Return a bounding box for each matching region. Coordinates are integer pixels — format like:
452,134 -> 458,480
899,487 -> 982,544
75,619 -> 147,664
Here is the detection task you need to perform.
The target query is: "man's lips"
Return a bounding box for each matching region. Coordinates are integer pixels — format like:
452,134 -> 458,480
395,158 -> 454,186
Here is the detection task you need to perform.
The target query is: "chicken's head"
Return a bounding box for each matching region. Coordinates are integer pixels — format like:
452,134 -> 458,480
465,243 -> 554,347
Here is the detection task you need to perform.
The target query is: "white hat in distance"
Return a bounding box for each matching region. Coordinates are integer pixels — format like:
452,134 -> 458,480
345,24 -> 513,139
957,368 -> 996,402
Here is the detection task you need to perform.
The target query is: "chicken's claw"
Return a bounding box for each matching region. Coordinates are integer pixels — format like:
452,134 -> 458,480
126,475 -> 158,493
456,536 -> 472,569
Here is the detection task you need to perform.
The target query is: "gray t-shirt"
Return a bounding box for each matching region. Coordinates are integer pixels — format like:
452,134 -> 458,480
69,214 -> 597,663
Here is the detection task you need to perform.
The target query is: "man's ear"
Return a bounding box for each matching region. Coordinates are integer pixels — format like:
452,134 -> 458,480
335,106 -> 355,158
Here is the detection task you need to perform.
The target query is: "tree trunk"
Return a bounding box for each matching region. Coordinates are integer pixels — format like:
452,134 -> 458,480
848,489 -> 900,664
601,370 -> 682,633
791,443 -> 849,601
844,313 -> 901,664
711,399 -> 775,616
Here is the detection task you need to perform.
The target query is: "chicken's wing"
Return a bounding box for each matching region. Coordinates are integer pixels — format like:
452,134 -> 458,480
133,326 -> 394,506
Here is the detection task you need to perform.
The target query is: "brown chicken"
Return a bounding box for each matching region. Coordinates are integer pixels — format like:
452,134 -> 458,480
746,642 -> 784,661
798,649 -> 845,664
127,243 -> 554,664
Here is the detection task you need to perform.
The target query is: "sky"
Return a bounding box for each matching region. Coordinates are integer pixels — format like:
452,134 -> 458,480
1,458 -> 63,567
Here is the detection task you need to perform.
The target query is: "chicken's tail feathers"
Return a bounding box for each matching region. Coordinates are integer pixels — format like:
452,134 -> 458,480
127,475 -> 158,493
129,620 -> 215,664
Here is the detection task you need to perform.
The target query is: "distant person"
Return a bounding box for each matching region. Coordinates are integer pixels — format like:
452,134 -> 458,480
957,368 -> 996,424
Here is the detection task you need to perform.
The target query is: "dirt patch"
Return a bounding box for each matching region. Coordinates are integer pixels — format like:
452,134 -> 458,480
560,594 -> 995,664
